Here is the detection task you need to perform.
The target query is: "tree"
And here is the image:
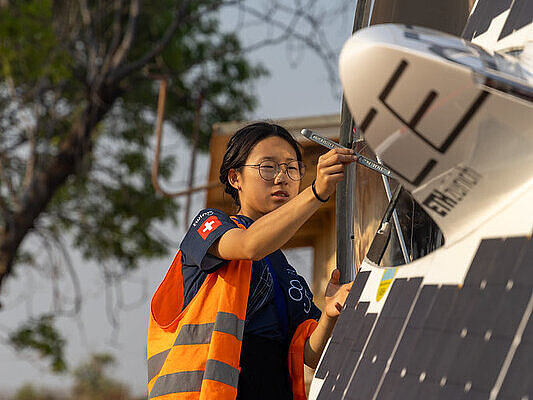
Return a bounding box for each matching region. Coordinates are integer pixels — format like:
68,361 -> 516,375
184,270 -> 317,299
12,384 -> 62,400
0,0 -> 348,369
9,353 -> 134,400
71,353 -> 128,400
0,0 -> 265,292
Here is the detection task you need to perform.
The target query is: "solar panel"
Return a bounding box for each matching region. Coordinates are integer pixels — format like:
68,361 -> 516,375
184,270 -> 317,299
313,237 -> 533,400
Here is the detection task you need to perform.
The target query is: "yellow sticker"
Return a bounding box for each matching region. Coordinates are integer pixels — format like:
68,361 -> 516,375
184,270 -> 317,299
376,268 -> 397,302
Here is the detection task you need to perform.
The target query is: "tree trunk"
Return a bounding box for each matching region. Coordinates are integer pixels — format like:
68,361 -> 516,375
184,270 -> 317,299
0,88 -> 120,296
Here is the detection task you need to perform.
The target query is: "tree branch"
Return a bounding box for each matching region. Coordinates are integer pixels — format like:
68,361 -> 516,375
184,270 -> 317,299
99,0 -> 124,79
109,0 -> 242,83
109,0 -> 191,83
0,155 -> 17,211
79,0 -> 98,83
49,232 -> 83,317
21,107 -> 38,192
108,0 -> 140,72
115,274 -> 149,312
237,1 -> 338,89
101,262 -> 120,346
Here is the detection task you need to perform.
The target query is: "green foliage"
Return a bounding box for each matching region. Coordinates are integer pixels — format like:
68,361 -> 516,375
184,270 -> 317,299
12,383 -> 62,400
8,315 -> 67,373
12,384 -> 40,400
0,0 -> 265,273
0,0 -> 71,86
71,353 -> 129,400
9,354 -> 136,400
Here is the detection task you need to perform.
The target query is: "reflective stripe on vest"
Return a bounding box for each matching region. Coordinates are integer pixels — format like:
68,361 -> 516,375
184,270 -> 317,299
147,311 -> 245,384
149,359 -> 240,398
174,311 -> 244,346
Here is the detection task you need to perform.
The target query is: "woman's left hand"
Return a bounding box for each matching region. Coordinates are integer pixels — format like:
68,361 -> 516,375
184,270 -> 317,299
324,269 -> 354,319
304,268 -> 354,368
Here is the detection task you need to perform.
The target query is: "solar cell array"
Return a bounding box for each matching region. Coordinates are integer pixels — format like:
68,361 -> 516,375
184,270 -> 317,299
315,236 -> 533,399
463,0 -> 532,43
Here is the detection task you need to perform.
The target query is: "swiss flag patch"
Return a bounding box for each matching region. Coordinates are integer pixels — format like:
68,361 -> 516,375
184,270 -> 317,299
197,216 -> 222,240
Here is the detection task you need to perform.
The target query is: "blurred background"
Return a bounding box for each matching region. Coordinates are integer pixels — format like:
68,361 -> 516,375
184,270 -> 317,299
0,1 -> 354,398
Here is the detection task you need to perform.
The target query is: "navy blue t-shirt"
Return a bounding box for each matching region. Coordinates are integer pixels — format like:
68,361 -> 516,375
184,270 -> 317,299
179,208 -> 321,343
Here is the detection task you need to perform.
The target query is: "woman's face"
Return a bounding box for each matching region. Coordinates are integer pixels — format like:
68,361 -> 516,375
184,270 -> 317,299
231,136 -> 301,220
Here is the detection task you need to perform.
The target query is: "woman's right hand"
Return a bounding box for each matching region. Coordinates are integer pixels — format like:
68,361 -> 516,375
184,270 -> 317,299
314,148 -> 357,200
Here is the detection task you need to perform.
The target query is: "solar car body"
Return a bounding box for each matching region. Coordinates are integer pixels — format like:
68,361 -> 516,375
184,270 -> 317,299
309,2 -> 533,399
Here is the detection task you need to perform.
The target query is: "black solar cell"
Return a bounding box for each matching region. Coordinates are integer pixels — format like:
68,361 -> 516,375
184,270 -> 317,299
472,337 -> 512,392
329,308 -> 376,397
384,372 -> 419,399
315,270 -> 371,382
464,238 -> 502,286
485,236 -> 528,285
316,303 -> 370,393
315,236 -> 532,400
447,334 -> 483,386
493,286 -> 530,339
345,270 -> 371,309
391,287 -> 438,376
414,380 -> 440,400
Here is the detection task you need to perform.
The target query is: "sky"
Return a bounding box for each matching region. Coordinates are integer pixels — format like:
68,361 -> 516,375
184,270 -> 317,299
0,2 -> 354,396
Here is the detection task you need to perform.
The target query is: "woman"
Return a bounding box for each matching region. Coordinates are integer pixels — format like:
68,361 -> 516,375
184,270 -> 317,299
147,122 -> 356,400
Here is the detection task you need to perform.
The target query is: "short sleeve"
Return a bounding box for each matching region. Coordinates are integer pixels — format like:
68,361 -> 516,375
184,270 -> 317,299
180,208 -> 239,272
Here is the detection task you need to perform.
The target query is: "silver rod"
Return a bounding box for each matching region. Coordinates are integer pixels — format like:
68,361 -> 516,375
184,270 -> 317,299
301,129 -> 397,179
346,156 -> 356,279
335,107 -> 356,283
333,0 -> 373,284
376,154 -> 410,264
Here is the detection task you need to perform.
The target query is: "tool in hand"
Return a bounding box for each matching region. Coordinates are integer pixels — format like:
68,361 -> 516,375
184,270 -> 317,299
300,128 -> 397,179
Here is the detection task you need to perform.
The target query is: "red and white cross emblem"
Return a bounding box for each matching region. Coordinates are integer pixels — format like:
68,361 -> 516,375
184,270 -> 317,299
197,216 -> 222,240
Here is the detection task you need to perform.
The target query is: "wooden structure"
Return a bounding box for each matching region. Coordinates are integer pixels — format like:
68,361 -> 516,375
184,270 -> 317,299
206,114 -> 340,307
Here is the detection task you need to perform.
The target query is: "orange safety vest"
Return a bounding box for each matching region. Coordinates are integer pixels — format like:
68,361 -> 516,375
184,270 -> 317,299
147,219 -> 318,400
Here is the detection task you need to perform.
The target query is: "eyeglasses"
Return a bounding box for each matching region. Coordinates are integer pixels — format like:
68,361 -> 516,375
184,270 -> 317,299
240,160 -> 306,181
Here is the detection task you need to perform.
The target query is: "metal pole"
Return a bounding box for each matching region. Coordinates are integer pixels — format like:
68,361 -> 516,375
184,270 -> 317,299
336,0 -> 373,283
336,104 -> 356,283
376,155 -> 410,264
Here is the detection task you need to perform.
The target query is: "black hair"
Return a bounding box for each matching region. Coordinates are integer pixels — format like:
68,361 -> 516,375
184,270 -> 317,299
219,121 -> 303,208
